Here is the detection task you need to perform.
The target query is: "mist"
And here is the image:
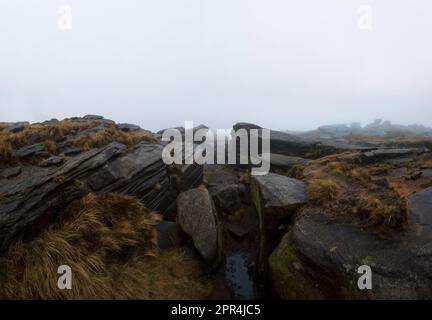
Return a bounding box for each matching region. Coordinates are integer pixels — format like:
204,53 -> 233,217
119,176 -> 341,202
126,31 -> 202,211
1,0 -> 431,132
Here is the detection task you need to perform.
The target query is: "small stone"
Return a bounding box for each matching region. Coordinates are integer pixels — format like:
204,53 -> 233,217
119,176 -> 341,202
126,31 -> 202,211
40,156 -> 64,167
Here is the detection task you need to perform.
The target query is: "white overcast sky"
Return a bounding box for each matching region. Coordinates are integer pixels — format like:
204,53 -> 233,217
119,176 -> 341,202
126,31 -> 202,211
1,0 -> 432,131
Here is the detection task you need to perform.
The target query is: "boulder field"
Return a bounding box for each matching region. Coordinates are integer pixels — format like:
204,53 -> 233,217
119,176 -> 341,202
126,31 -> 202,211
1,117 -> 432,299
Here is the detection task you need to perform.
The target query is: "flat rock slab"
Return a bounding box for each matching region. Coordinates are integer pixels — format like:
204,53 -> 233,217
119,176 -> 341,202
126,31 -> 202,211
177,187 -> 222,266
1,166 -> 22,179
15,143 -> 46,158
270,188 -> 432,299
251,172 -> 308,239
408,187 -> 432,236
267,154 -> 309,169
116,123 -> 141,132
362,148 -> 428,162
252,173 -> 307,210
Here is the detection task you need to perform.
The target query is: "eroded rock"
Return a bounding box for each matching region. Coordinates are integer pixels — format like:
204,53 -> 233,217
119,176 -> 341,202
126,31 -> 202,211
270,201 -> 432,299
177,187 -> 222,266
251,173 -> 307,231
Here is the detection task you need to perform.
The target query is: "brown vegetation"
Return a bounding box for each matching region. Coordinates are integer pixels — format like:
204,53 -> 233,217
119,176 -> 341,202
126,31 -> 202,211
0,120 -> 157,162
358,197 -> 406,228
0,193 -> 212,299
299,153 -> 409,228
71,127 -> 156,150
308,179 -> 340,203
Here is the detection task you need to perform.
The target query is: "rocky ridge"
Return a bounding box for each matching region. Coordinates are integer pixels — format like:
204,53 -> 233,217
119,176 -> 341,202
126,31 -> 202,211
1,117 -> 432,299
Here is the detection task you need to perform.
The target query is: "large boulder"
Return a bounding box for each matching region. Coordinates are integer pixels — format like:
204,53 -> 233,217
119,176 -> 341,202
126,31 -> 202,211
177,187 -> 222,266
233,123 -> 372,161
269,188 -> 432,299
250,172 -> 307,273
251,173 -> 307,231
0,137 -> 203,251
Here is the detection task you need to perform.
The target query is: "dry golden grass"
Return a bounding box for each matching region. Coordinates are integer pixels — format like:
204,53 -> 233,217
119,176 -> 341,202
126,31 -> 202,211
326,161 -> 350,176
0,123 -> 11,131
308,179 -> 340,203
358,197 -> 405,228
44,140 -> 58,155
349,168 -> 371,186
0,120 -> 157,161
0,140 -> 15,161
71,128 -> 156,150
0,193 -> 212,300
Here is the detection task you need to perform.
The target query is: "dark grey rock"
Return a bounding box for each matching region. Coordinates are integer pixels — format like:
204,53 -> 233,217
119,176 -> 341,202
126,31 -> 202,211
15,143 -> 45,158
62,146 -> 83,156
42,119 -> 60,125
157,221 -> 187,249
270,190 -> 432,299
0,139 -> 204,251
232,122 -> 262,133
362,148 -> 428,163
83,114 -> 104,120
211,184 -> 243,211
39,156 -> 64,167
251,173 -> 307,230
1,166 -> 22,179
117,123 -> 141,132
408,187 -> 432,236
234,123 -> 362,160
177,187 -> 222,266
253,174 -> 307,207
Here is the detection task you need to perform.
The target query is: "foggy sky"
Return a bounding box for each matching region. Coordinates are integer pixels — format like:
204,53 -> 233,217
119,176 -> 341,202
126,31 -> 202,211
1,0 -> 432,132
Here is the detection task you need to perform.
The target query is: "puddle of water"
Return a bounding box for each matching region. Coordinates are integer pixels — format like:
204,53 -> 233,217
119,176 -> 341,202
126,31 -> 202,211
224,253 -> 255,300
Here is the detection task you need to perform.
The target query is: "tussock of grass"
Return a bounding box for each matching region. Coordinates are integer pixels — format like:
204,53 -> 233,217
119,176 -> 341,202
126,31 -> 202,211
308,179 -> 340,203
0,141 -> 15,161
0,193 -> 212,299
326,161 -> 350,176
358,197 -> 406,228
44,140 -> 58,155
349,168 -> 371,186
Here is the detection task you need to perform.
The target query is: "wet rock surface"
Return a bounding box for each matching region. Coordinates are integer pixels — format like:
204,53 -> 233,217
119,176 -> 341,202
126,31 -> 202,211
177,187 -> 222,266
270,209 -> 432,299
251,173 -> 307,231
2,117 -> 432,300
0,118 -> 202,251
